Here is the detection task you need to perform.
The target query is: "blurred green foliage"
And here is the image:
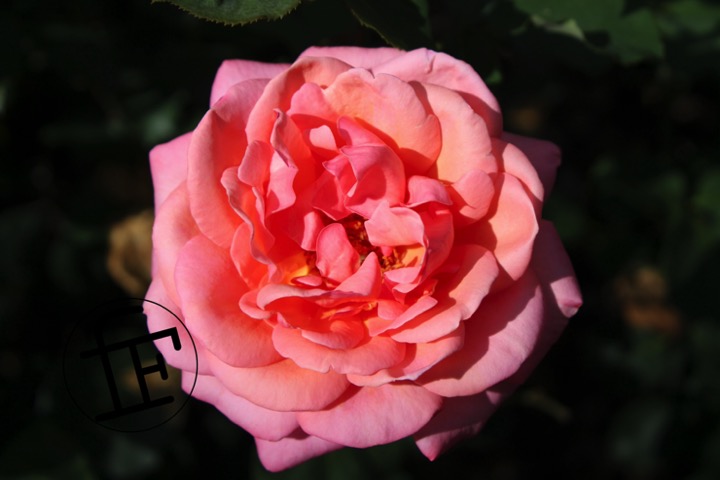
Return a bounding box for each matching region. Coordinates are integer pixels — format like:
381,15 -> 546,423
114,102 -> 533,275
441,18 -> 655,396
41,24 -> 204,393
1,0 -> 720,478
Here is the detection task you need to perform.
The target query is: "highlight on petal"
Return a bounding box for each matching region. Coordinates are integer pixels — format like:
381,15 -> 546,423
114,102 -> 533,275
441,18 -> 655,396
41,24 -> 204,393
297,383 -> 442,448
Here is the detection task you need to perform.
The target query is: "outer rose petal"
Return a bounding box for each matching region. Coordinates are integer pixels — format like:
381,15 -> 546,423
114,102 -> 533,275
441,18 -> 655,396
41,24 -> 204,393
300,46 -> 404,70
146,277 -> 210,375
188,79 -> 269,247
211,60 -> 289,106
174,235 -> 282,368
208,357 -> 350,412
297,383 -> 442,448
413,389 -> 506,460
152,184 -> 199,305
374,49 -> 502,136
149,132 -> 191,208
503,132 -> 562,198
256,430 -> 343,473
417,269 -> 544,397
183,373 -> 298,441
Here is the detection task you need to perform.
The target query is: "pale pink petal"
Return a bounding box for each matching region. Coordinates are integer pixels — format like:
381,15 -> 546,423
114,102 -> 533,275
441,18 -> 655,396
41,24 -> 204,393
503,132 -> 562,197
211,59 -> 289,106
299,46 -> 404,70
375,49 -> 502,136
316,223 -> 360,284
149,132 -> 191,208
255,430 -> 343,473
272,326 -> 406,375
389,245 -> 498,343
174,235 -> 282,367
208,357 -> 350,412
417,269 -> 544,397
414,389 -> 506,460
183,373 -> 298,442
146,278 -> 210,375
187,79 -> 269,247
297,383 -> 442,448
151,184 -> 198,305
323,69 -> 441,175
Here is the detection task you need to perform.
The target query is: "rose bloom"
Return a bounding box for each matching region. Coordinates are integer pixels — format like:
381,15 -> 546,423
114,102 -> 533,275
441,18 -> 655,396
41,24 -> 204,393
147,46 -> 581,471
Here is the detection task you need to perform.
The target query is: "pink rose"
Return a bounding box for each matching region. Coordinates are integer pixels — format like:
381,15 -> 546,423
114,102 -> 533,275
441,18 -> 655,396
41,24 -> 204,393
147,46 -> 581,471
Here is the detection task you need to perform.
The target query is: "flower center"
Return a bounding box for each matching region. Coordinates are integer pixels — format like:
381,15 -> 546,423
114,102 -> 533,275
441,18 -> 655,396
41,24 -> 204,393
340,214 -> 403,272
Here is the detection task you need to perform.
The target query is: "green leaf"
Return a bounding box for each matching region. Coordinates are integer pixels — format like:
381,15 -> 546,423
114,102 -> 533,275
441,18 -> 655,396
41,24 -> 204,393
345,0 -> 433,50
152,0 -> 302,25
513,0 -> 624,31
605,9 -> 664,64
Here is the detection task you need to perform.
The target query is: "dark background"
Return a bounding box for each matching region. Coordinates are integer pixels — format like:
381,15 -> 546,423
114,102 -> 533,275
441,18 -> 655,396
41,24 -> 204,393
2,0 -> 720,478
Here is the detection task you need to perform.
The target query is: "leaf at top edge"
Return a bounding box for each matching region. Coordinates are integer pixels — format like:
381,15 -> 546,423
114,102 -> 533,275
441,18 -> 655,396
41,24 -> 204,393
345,0 -> 433,50
153,0 -> 303,26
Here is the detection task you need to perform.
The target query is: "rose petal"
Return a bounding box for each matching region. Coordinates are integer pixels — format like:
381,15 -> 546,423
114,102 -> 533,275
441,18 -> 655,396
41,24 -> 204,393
188,79 -> 269,247
255,430 -> 343,473
152,184 -> 199,305
146,278 -> 210,374
300,46 -> 404,70
316,223 -> 360,284
459,173 -> 539,284
323,68 -> 441,175
208,357 -> 350,412
248,56 -> 352,143
411,82 -> 496,183
348,323 -> 464,387
184,373 -> 298,442
211,59 -> 289,106
375,49 -> 502,136
297,383 -> 442,448
174,235 -> 281,367
417,269 -> 544,397
413,389 -> 506,460
389,244 -> 498,343
503,132 -> 562,198
149,132 -> 191,208
447,168 -> 495,227
342,144 -> 406,218
493,137 -> 545,214
272,325 -> 406,375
